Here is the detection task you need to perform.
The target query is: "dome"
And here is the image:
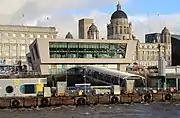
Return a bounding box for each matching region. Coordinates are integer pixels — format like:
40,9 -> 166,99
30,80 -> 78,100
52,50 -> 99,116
65,32 -> 73,39
111,3 -> 128,19
111,10 -> 127,19
88,23 -> 98,32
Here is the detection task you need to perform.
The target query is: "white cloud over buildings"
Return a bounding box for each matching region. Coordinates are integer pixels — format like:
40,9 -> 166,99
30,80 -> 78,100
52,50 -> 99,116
0,0 -> 179,41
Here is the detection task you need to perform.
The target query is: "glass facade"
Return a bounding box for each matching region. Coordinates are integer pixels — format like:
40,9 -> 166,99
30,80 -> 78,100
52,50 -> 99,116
48,64 -> 118,74
48,64 -> 66,74
49,42 -> 127,59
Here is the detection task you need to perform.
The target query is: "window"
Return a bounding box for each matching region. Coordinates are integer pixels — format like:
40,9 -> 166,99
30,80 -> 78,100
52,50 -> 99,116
21,34 -> 25,37
5,52 -> 9,56
10,39 -> 16,43
44,35 -> 47,38
120,26 -> 122,34
6,86 -> 14,93
30,34 -> 34,38
13,34 -> 16,37
37,35 -> 40,38
5,33 -> 9,36
115,27 -> 118,34
12,45 -> 16,50
21,45 -> 26,50
21,39 -> 25,44
124,26 -> 126,34
20,84 -> 36,94
49,42 -> 127,59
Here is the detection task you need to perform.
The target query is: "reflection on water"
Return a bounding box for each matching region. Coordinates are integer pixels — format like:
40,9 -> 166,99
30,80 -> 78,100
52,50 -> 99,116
1,103 -> 180,118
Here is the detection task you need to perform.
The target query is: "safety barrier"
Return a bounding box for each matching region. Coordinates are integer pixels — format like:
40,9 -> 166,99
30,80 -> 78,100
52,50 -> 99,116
0,93 -> 179,108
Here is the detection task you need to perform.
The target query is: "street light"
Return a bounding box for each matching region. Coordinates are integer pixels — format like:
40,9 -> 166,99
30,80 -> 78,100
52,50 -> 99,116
83,67 -> 87,95
65,68 -> 68,83
118,75 -> 121,95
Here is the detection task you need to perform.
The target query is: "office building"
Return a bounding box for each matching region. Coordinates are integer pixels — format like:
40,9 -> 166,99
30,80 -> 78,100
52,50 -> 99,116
0,25 -> 57,65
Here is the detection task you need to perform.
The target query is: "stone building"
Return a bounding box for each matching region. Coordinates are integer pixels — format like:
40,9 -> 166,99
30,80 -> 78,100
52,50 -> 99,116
87,23 -> 99,39
77,3 -> 172,68
0,25 -> 57,65
105,3 -> 172,67
107,2 -> 132,40
65,32 -> 74,39
140,27 -> 172,67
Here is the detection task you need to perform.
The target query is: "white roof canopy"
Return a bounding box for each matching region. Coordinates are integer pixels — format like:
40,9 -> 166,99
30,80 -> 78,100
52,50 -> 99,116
85,66 -> 143,79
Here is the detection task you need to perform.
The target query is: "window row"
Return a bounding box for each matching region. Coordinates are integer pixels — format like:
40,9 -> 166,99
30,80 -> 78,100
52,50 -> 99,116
139,45 -> 157,49
0,39 -> 34,44
0,33 -> 55,39
50,53 -> 124,59
108,26 -> 130,35
49,42 -> 127,50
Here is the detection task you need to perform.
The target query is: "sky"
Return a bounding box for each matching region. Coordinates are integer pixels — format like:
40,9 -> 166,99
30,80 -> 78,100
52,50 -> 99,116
0,0 -> 180,41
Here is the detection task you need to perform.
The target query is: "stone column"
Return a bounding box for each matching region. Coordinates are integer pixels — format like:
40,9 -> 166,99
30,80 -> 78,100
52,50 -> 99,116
176,78 -> 179,90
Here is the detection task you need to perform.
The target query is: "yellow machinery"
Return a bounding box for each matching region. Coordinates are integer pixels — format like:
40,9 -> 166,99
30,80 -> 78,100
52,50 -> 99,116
36,84 -> 44,96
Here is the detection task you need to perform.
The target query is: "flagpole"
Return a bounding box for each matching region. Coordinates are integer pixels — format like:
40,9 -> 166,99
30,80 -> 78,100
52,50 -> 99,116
157,14 -> 163,30
20,13 -> 25,65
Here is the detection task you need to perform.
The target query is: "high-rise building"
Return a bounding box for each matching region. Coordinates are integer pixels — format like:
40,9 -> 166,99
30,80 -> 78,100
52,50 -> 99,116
78,18 -> 93,39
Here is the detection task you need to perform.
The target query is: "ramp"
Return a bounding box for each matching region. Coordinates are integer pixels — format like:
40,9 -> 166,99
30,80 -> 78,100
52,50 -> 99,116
66,66 -> 144,85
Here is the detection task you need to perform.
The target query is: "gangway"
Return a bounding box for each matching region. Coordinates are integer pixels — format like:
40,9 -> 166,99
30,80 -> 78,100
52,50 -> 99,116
65,66 -> 146,94
83,66 -> 145,84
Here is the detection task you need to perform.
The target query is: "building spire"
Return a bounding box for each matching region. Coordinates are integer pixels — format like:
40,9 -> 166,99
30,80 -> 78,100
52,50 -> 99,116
117,1 -> 121,11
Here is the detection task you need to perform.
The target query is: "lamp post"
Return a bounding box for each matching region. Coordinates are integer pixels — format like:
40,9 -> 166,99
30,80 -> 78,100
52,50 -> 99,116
118,75 -> 121,95
158,43 -> 166,91
83,67 -> 87,95
65,68 -> 68,83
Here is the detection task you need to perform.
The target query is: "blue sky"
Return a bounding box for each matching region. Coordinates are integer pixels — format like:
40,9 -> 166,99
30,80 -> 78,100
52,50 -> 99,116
22,0 -> 180,40
63,0 -> 180,16
102,0 -> 180,15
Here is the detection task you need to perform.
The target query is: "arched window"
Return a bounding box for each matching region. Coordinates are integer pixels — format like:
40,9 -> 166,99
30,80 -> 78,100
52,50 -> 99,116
115,27 -> 118,34
124,26 -> 126,34
111,27 -> 113,34
120,26 -> 122,34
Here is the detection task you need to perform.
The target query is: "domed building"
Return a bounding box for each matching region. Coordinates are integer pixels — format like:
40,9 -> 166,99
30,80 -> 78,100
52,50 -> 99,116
161,27 -> 171,43
107,2 -> 132,40
65,32 -> 74,39
87,23 -> 99,39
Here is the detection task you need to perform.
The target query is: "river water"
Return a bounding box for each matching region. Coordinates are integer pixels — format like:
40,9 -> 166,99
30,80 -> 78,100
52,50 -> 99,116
1,102 -> 180,118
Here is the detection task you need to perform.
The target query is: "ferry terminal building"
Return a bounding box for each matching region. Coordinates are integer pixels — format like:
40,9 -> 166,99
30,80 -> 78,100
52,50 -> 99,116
27,3 -> 173,75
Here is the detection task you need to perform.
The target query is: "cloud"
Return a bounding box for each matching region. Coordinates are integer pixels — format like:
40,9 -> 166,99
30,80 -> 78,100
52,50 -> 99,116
0,0 -> 179,42
36,11 -> 180,41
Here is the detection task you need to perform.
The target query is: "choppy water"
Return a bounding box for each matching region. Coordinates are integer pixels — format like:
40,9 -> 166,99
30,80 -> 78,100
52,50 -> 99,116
1,102 -> 180,118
